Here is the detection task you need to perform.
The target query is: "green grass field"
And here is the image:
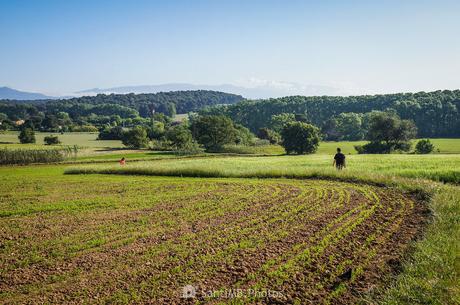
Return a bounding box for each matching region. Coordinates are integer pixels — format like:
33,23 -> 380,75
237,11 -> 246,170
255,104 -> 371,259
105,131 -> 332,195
67,154 -> 460,184
1,134 -> 459,304
0,164 -> 437,304
0,158 -> 458,304
0,131 -> 122,149
2,131 -> 460,155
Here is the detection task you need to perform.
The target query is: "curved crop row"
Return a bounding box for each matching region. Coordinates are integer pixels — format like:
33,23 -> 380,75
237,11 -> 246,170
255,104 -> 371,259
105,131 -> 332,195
0,176 -> 424,304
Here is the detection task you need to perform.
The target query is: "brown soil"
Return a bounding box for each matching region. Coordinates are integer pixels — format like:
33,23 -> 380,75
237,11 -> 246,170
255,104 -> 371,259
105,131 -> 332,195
0,179 -> 429,305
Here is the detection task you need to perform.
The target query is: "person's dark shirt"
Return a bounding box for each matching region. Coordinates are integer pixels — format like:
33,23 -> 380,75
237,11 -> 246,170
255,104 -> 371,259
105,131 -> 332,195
334,152 -> 345,165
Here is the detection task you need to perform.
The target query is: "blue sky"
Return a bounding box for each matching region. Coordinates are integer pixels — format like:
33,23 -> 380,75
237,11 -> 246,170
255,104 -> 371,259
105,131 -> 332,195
1,0 -> 459,96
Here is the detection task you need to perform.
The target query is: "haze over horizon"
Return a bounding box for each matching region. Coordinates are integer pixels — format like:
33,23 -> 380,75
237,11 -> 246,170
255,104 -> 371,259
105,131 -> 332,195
1,0 -> 459,97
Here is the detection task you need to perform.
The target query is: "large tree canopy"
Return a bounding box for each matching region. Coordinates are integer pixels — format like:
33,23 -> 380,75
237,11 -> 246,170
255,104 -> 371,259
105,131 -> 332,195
366,112 -> 417,145
190,115 -> 237,152
281,121 -> 321,154
355,112 -> 417,154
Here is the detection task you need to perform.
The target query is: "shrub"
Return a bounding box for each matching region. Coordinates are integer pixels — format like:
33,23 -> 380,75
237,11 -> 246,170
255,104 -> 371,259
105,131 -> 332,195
98,126 -> 124,140
44,135 -> 61,145
172,141 -> 203,155
257,128 -> 281,144
234,124 -> 255,145
355,142 -> 391,154
355,141 -> 413,154
394,142 -> 413,153
18,128 -> 36,144
148,121 -> 165,140
150,139 -> 173,151
122,126 -> 149,148
71,125 -> 99,132
415,139 -> 435,154
280,122 -> 320,154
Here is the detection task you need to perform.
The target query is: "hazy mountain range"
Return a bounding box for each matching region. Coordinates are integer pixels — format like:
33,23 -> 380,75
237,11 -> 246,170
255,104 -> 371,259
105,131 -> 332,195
76,82 -> 349,99
1,82 -> 351,101
0,86 -> 56,100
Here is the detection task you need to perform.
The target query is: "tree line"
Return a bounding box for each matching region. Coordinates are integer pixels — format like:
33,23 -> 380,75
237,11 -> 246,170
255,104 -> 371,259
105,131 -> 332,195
200,90 -> 460,138
0,90 -> 243,131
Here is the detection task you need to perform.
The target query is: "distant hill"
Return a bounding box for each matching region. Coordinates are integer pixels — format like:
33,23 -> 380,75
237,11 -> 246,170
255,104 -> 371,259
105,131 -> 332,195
76,82 -> 347,99
0,86 -> 55,100
0,82 -> 348,101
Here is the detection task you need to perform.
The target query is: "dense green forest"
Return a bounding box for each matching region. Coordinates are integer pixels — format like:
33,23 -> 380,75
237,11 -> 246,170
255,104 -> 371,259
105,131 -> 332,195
0,90 -> 243,131
201,90 -> 460,138
1,89 -> 459,139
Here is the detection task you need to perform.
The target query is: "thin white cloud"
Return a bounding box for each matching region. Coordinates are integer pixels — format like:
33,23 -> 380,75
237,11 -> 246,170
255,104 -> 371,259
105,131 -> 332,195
234,77 -> 371,97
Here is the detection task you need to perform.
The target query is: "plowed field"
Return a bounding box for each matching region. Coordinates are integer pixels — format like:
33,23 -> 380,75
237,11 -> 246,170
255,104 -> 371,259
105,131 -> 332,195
0,175 -> 425,304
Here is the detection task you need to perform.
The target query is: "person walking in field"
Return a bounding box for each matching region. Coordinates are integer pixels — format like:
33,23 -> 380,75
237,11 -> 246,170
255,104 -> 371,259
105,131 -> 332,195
119,157 -> 126,165
333,148 -> 346,170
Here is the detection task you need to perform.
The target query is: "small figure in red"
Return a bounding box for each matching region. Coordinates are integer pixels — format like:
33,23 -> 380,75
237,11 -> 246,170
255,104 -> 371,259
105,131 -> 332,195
119,157 -> 126,165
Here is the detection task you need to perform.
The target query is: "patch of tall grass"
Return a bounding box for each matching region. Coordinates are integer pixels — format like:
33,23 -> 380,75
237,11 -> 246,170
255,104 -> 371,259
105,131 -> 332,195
220,144 -> 285,155
65,154 -> 460,184
0,146 -> 79,165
